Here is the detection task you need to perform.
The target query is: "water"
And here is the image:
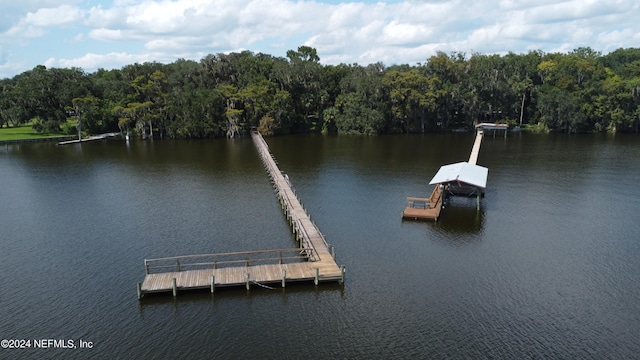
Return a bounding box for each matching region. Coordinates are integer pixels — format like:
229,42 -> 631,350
1,133 -> 639,359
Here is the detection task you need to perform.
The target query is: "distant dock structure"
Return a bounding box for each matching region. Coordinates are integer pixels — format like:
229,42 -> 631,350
57,132 -> 120,145
402,123 -> 505,221
475,122 -> 508,138
137,131 -> 345,298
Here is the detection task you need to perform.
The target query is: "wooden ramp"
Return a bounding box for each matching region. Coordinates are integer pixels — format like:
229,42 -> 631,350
138,131 -> 344,298
402,185 -> 445,221
468,130 -> 483,165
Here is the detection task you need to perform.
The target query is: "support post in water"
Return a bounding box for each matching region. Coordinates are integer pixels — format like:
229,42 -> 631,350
246,273 -> 250,290
172,278 -> 177,297
137,282 -> 142,300
282,270 -> 286,288
210,275 -> 215,293
340,265 -> 346,284
314,268 -> 319,285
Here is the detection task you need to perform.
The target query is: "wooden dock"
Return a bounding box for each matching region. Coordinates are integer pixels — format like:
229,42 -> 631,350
402,184 -> 445,221
138,131 -> 344,298
58,132 -> 120,145
468,130 -> 483,165
475,122 -> 508,138
403,124 -> 494,220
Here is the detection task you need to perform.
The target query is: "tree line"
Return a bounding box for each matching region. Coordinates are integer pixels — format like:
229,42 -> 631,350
1,46 -> 640,137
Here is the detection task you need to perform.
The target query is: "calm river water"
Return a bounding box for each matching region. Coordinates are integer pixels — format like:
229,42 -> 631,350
1,133 -> 639,359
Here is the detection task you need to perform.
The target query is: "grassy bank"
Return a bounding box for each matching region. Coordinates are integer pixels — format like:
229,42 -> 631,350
0,122 -> 78,142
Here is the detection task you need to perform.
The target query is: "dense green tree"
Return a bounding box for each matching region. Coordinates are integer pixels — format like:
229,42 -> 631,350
3,46 -> 640,136
384,67 -> 438,132
422,52 -> 466,129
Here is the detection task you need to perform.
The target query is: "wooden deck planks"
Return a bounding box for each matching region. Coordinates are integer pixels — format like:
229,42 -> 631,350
138,131 -> 344,298
402,185 -> 444,221
468,130 -> 484,165
141,261 -> 344,293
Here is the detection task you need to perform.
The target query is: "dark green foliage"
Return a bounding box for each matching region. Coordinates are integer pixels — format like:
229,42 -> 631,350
2,46 -> 640,137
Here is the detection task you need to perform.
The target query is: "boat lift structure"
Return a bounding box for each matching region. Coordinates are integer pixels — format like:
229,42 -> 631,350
402,125 -> 498,221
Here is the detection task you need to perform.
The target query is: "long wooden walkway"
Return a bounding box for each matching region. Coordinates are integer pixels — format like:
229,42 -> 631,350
468,129 -> 483,165
138,131 -> 344,298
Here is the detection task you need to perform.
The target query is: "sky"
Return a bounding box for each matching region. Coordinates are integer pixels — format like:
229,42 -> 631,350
1,0 -> 639,79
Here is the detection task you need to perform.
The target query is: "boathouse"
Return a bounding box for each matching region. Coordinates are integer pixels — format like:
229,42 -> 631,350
429,161 -> 488,209
402,126 -> 493,221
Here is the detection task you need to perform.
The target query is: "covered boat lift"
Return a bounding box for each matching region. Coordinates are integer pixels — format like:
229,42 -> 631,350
429,162 -> 488,210
403,126 -> 494,221
402,161 -> 488,221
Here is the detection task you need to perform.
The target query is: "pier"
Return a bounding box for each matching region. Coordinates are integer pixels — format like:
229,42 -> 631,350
57,132 -> 120,145
137,131 -> 344,298
468,129 -> 484,165
402,125 -> 495,221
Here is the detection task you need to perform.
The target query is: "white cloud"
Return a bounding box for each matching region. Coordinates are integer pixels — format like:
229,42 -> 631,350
46,51 -> 157,70
71,33 -> 84,42
88,28 -> 127,41
2,0 -> 640,78
24,4 -> 85,27
5,25 -> 47,39
144,36 -> 202,51
3,4 -> 85,38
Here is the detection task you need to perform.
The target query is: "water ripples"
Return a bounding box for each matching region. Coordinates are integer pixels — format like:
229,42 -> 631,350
2,135 -> 640,358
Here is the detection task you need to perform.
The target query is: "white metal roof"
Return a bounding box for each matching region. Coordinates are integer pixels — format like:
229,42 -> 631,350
428,162 -> 488,189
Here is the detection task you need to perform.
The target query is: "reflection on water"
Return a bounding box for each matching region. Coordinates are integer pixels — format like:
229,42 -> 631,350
1,133 -> 640,359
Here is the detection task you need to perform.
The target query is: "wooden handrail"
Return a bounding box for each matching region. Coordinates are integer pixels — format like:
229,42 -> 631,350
145,248 -> 304,263
144,248 -> 314,274
146,256 -> 308,271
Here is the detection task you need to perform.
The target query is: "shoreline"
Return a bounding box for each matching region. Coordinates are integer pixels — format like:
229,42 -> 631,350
0,136 -> 75,145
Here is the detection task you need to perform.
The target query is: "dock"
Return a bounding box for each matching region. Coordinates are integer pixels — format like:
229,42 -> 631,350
475,122 -> 508,137
403,124 -> 495,220
58,132 -> 120,145
468,130 -> 483,165
137,131 -> 344,298
401,186 -> 444,221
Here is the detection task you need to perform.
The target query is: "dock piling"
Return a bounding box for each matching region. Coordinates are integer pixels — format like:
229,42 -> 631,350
282,270 -> 286,288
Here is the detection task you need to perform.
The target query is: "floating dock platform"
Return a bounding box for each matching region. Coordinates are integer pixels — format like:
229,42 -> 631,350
402,185 -> 445,221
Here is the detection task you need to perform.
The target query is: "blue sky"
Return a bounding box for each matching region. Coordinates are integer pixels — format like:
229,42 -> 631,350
1,0 -> 639,79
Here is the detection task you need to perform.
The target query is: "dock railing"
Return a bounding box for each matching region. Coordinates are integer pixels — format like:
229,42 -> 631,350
144,248 -> 315,274
138,131 -> 344,297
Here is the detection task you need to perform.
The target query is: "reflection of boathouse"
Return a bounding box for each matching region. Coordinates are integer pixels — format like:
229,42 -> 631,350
402,124 -> 502,221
